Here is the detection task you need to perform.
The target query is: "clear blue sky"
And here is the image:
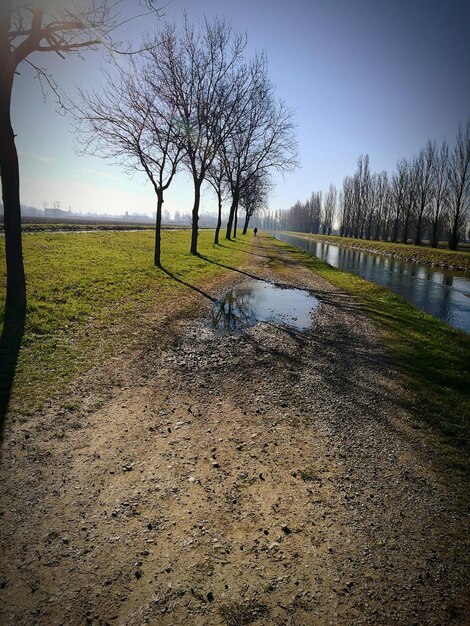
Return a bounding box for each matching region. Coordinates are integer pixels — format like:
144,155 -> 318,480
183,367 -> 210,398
12,0 -> 470,216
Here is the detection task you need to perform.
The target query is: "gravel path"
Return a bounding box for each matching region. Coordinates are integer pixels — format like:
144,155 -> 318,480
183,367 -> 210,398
1,236 -> 468,625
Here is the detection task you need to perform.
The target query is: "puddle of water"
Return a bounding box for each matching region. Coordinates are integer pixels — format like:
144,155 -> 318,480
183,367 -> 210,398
208,280 -> 319,333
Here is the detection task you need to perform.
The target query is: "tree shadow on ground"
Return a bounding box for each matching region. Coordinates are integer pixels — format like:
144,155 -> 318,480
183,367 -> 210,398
160,266 -> 217,303
0,304 -> 26,442
224,238 -> 274,260
196,253 -> 293,290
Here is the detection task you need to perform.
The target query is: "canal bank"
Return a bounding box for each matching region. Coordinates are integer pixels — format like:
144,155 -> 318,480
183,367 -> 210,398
275,232 -> 470,334
284,233 -> 470,271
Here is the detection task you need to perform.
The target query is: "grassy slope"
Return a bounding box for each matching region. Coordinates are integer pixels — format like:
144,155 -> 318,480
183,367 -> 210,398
288,233 -> 470,271
0,229 -> 246,417
273,238 -> 470,477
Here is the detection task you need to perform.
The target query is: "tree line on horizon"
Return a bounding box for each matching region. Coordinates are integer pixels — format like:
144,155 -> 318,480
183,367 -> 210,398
260,122 -> 470,249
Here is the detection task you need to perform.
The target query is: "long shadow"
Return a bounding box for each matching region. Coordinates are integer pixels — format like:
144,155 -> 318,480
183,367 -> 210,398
0,303 -> 26,442
160,266 -> 217,303
197,253 -> 293,290
225,239 -> 273,260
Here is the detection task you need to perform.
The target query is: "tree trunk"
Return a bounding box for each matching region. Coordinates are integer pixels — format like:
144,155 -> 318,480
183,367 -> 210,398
233,204 -> 238,238
242,212 -> 250,235
448,206 -> 460,250
0,67 -> 26,319
391,215 -> 400,242
402,214 -> 410,244
190,180 -> 201,255
154,190 -> 163,267
448,224 -> 459,250
431,217 -> 440,248
214,192 -> 222,245
225,190 -> 239,240
448,190 -> 463,250
414,211 -> 424,246
0,42 -> 27,425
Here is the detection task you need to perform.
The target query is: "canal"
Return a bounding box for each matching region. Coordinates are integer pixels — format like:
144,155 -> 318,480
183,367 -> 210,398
274,233 -> 470,334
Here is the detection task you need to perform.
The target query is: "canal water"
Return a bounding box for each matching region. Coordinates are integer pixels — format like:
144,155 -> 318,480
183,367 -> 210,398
274,233 -> 470,334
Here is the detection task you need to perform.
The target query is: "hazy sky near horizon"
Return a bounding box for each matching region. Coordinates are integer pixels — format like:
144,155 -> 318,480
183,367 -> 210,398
12,0 -> 470,217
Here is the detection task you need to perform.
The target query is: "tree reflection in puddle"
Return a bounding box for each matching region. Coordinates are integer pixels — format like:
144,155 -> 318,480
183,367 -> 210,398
208,281 -> 318,333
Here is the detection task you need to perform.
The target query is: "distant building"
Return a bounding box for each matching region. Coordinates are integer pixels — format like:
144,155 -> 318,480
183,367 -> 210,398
123,211 -> 153,222
44,207 -> 70,219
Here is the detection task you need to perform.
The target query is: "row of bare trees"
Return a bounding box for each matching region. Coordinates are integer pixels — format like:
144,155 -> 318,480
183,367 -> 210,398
259,185 -> 337,235
1,2 -> 297,325
76,18 -> 297,266
260,123 -> 470,250
339,124 -> 470,249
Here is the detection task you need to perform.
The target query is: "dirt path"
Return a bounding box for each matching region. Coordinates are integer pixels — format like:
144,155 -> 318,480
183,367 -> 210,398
1,236 -> 468,625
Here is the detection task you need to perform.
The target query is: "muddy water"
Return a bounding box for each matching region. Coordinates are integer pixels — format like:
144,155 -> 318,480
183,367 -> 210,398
275,233 -> 470,334
208,280 -> 318,332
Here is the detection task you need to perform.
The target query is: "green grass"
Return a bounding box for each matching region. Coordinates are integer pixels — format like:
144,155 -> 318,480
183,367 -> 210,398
0,230 -> 246,417
273,238 -> 470,477
288,233 -> 470,271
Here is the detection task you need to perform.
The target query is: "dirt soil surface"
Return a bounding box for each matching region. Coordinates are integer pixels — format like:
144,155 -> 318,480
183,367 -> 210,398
1,237 -> 469,626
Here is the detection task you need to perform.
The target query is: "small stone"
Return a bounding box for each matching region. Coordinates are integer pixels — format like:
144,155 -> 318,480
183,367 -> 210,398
212,461 -> 220,469
189,477 -> 197,483
207,592 -> 214,602
281,524 -> 291,535
135,570 -> 142,579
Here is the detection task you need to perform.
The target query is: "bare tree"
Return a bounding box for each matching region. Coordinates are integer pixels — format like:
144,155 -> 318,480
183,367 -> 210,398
340,176 -> 354,237
414,141 -> 435,245
206,157 -> 228,245
390,159 -> 408,242
308,192 -> 322,234
223,53 -> 297,240
373,172 -> 390,240
447,121 -> 470,250
322,184 -> 337,235
240,171 -> 271,235
350,155 -> 370,238
401,157 -> 419,244
146,18 -> 248,255
76,57 -> 183,267
429,140 -> 450,248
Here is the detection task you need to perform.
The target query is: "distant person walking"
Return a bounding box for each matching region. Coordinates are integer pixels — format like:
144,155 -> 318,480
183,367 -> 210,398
253,227 -> 258,237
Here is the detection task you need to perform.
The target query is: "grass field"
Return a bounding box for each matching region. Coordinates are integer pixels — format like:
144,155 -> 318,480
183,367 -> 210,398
288,233 -> 470,271
273,238 -> 470,478
0,229 -> 247,417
